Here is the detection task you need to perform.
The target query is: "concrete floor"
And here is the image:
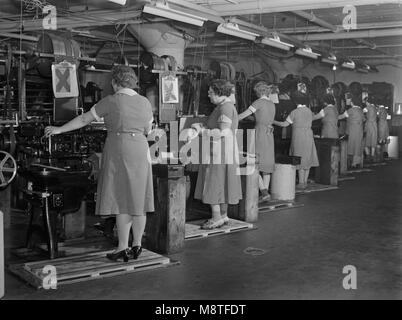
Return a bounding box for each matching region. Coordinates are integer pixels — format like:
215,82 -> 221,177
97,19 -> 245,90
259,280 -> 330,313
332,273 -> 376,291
3,159 -> 402,300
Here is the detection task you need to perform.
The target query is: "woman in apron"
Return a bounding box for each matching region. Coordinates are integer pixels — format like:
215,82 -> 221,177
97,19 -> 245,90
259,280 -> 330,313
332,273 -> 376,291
45,66 -> 154,262
363,100 -> 378,160
238,81 -> 276,201
338,96 -> 365,168
188,79 -> 242,229
378,105 -> 390,156
312,93 -> 339,139
273,92 -> 319,189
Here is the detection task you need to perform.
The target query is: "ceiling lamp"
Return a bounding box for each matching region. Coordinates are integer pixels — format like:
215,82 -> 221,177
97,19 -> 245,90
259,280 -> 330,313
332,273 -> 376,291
260,34 -> 294,51
356,61 -> 371,73
369,65 -> 379,73
216,22 -> 260,41
108,0 -> 127,4
321,54 -> 338,65
143,2 -> 207,27
295,46 -> 321,59
341,60 -> 355,69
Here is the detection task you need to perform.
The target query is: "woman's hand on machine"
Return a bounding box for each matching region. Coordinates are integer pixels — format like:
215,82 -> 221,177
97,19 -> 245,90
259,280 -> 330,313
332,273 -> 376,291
44,126 -> 62,137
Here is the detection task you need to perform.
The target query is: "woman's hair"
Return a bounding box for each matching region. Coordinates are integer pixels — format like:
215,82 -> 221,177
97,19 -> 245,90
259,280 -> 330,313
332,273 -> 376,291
292,91 -> 309,106
351,95 -> 361,106
254,81 -> 272,97
111,65 -> 138,88
209,79 -> 235,97
323,93 -> 335,105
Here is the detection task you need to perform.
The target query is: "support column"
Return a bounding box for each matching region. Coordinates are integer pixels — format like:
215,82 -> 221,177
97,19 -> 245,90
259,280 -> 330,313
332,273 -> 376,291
340,139 -> 348,175
0,188 -> 11,229
228,166 -> 259,223
0,210 -> 4,298
145,174 -> 186,254
314,138 -> 339,186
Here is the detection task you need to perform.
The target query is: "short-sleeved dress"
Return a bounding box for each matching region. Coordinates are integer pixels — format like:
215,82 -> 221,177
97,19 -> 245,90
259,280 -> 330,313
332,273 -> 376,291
345,106 -> 364,156
91,88 -> 154,216
248,97 -> 275,173
319,104 -> 339,139
378,107 -> 389,143
286,105 -> 319,169
364,104 -> 378,147
194,100 -> 242,205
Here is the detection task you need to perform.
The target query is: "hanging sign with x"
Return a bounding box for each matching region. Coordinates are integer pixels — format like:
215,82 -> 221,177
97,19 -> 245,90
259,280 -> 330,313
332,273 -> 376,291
51,61 -> 79,98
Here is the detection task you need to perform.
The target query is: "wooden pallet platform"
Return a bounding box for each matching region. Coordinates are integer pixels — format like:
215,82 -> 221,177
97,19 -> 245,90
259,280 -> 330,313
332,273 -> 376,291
346,168 -> 373,174
185,218 -> 254,240
295,183 -> 338,194
11,236 -> 113,261
8,249 -> 177,289
338,175 -> 356,182
364,162 -> 386,168
259,199 -> 304,213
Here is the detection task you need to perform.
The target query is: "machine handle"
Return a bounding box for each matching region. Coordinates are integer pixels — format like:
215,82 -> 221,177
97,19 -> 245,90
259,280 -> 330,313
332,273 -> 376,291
30,163 -> 67,172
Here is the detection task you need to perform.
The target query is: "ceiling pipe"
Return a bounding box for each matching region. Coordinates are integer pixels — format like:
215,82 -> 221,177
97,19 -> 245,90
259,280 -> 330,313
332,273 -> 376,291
292,10 -> 340,33
278,21 -> 402,34
295,28 -> 402,40
291,10 -> 401,60
0,33 -> 38,42
0,9 -> 143,32
333,44 -> 402,49
197,0 -> 402,16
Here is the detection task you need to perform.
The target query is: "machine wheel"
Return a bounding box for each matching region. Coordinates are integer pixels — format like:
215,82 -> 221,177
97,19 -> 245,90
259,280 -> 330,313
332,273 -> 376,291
0,151 -> 17,188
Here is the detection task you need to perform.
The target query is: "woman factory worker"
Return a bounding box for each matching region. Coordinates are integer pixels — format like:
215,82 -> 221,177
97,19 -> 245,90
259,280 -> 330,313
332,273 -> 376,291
273,91 -> 319,189
188,79 -> 242,230
312,93 -> 339,139
363,99 -> 378,160
338,96 -> 365,168
238,81 -> 276,201
378,105 -> 390,155
45,65 -> 154,262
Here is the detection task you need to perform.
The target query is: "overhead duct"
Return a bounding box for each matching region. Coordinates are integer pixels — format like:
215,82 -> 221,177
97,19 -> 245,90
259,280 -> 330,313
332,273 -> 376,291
128,23 -> 189,69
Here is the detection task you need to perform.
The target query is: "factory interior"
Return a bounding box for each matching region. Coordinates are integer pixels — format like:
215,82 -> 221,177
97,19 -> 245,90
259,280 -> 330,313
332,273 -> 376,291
0,0 -> 402,301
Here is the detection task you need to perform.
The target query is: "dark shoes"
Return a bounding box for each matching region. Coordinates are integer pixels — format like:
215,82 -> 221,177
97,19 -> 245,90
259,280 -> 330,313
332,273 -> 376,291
129,246 -> 142,260
106,246 -> 143,262
106,248 -> 130,262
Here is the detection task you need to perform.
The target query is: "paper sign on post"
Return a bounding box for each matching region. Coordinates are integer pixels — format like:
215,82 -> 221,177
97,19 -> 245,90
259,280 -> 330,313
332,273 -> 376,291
51,61 -> 79,98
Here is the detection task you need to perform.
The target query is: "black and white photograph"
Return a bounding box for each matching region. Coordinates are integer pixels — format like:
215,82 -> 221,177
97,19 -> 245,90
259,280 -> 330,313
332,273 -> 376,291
0,0 -> 402,308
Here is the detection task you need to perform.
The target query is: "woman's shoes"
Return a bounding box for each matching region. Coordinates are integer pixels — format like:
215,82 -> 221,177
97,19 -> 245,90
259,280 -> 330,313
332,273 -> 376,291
201,218 -> 225,230
128,246 -> 142,260
106,248 -> 130,262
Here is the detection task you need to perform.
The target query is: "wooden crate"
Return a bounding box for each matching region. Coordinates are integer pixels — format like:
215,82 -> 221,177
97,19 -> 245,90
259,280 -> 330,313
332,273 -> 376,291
8,249 -> 177,289
185,218 -> 254,240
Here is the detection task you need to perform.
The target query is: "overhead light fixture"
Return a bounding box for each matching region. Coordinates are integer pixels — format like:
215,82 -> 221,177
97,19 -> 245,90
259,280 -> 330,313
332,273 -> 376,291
260,34 -> 294,51
143,2 -> 207,27
341,60 -> 355,69
108,0 -> 127,5
216,22 -> 260,41
369,65 -> 379,73
295,46 -> 321,59
321,54 -> 338,65
356,61 -> 371,73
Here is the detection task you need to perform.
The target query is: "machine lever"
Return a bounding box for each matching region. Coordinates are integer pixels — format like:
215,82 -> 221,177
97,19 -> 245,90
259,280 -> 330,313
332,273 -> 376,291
30,163 -> 67,171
